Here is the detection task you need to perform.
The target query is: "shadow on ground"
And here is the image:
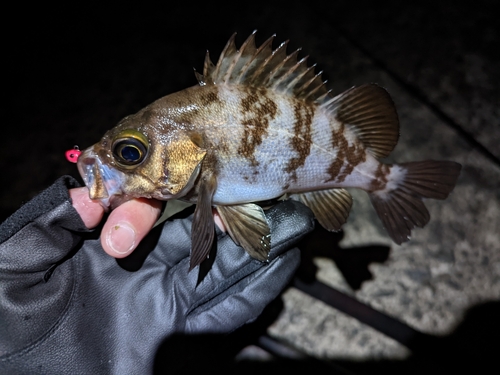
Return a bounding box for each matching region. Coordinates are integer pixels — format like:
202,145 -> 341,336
154,299 -> 499,375
153,225 -> 498,374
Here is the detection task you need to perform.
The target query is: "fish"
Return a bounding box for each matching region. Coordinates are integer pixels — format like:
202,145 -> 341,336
77,31 -> 462,269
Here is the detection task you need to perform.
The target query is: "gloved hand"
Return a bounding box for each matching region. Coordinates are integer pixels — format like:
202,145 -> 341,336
0,176 -> 314,375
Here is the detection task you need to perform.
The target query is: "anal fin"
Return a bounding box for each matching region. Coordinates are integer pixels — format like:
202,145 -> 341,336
216,204 -> 271,261
290,189 -> 353,231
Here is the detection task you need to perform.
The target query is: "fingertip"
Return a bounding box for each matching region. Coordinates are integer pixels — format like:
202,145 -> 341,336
69,187 -> 105,228
101,198 -> 162,258
213,208 -> 226,232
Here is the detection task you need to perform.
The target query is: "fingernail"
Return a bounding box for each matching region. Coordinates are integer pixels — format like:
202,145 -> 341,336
106,222 -> 136,255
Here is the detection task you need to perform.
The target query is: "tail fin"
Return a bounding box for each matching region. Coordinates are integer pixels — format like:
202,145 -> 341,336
369,160 -> 461,244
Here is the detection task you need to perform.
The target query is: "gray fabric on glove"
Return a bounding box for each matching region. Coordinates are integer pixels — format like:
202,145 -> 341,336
0,176 -> 314,374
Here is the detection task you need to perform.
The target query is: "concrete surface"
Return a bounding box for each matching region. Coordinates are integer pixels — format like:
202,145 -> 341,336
3,1 -> 499,373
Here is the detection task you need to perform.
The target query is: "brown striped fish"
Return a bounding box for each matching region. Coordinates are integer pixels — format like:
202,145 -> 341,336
77,32 -> 461,269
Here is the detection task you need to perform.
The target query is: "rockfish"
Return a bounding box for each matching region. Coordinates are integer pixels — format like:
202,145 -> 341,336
77,32 -> 461,269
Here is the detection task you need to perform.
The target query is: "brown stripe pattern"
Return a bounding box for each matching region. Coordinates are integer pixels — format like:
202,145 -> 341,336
238,87 -> 278,168
285,101 -> 315,181
369,163 -> 391,191
326,122 -> 367,183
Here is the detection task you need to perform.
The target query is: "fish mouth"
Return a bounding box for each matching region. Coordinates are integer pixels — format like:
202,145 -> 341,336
77,147 -> 128,209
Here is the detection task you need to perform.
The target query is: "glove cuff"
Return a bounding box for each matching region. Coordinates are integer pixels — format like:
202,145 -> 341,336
0,176 -> 80,243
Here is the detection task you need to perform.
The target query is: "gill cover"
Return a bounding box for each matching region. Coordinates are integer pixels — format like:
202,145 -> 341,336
161,132 -> 207,198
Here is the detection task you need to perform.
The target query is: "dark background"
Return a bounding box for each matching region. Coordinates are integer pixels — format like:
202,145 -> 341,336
3,0 -> 498,221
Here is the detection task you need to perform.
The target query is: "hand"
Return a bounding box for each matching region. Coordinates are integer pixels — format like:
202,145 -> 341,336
69,187 -> 162,257
0,177 -> 315,373
66,186 -> 316,339
70,187 -> 229,258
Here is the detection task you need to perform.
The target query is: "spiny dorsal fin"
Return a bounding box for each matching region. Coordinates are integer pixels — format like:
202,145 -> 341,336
195,31 -> 330,102
321,84 -> 400,159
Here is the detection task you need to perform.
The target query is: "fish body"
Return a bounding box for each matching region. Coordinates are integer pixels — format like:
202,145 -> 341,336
78,32 -> 461,269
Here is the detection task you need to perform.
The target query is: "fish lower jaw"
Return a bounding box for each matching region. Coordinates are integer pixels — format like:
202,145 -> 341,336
77,147 -> 134,208
107,194 -> 138,210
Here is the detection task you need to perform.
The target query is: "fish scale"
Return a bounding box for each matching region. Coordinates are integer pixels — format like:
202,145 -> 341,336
77,32 -> 461,270
208,85 -> 356,201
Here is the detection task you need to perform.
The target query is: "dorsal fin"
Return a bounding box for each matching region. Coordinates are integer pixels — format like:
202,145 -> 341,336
321,84 -> 400,159
195,31 -> 330,102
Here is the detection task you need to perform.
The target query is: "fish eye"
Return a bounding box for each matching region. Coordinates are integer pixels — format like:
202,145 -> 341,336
112,130 -> 149,167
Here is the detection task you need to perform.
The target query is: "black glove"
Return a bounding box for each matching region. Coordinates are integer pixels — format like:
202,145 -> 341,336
0,176 -> 314,374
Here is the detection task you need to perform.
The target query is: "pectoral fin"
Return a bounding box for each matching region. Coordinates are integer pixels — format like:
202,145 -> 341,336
290,189 -> 352,231
190,174 -> 217,270
216,204 -> 271,261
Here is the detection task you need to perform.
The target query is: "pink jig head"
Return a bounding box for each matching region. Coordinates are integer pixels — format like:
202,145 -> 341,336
65,146 -> 82,163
